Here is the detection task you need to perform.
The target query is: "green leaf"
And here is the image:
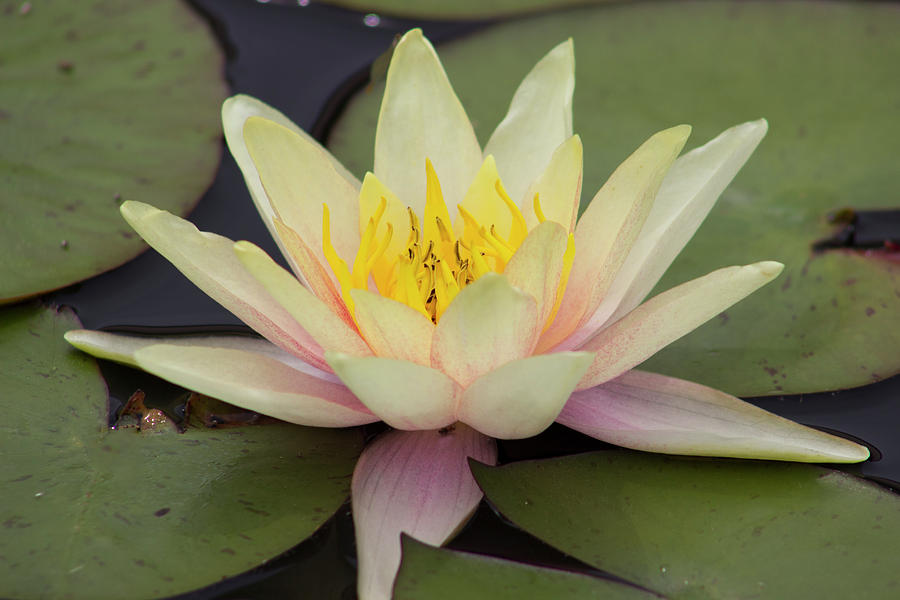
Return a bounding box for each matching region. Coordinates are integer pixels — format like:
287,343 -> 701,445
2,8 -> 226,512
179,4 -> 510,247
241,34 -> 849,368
0,304 -> 363,600
394,537 -> 659,599
0,0 -> 227,303
473,452 -> 900,599
328,1 -> 900,396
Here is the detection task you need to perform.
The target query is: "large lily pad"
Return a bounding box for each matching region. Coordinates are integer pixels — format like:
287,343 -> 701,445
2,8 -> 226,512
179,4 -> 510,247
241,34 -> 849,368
328,0 -> 900,396
394,537 -> 657,599
0,0 -> 226,303
472,452 -> 900,598
0,304 -> 363,600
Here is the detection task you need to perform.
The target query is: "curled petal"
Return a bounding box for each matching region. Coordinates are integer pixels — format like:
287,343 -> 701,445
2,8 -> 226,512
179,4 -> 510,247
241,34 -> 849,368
119,201 -> 327,370
375,29 -> 482,213
431,273 -> 539,387
353,426 -> 497,600
459,352 -> 594,440
351,289 -> 434,366
557,370 -> 870,463
577,261 -> 784,390
326,353 -> 459,430
131,344 -> 376,427
484,39 -> 575,208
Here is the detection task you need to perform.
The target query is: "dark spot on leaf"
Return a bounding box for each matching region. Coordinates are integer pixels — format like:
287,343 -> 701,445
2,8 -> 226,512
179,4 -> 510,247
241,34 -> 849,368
132,40 -> 146,51
866,307 -> 876,316
809,304 -> 816,311
780,275 -> 791,291
221,548 -> 235,555
717,312 -> 729,325
135,61 -> 155,78
57,60 -> 75,73
10,474 -> 32,483
843,278 -> 857,286
764,366 -> 778,376
244,507 -> 270,517
0,109 -> 10,120
65,29 -> 78,42
154,507 -> 170,517
134,559 -> 145,567
170,48 -> 184,59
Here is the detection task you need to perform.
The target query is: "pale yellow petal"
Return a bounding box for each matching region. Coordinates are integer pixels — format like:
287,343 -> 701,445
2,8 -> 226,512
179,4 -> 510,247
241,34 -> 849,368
350,289 -> 434,366
484,39 -> 575,208
522,135 -> 583,231
327,352 -> 460,430
577,261 -> 784,390
431,273 -> 539,387
358,172 -> 409,262
234,240 -> 372,357
538,125 -> 691,352
459,352 -> 593,440
374,29 -> 482,213
456,155 -> 511,240
243,116 -> 360,265
134,344 -> 376,427
119,201 -> 328,369
503,221 -> 569,326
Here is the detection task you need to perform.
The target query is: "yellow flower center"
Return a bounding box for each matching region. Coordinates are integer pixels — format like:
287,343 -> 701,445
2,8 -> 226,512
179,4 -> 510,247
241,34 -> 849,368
323,159 -> 574,326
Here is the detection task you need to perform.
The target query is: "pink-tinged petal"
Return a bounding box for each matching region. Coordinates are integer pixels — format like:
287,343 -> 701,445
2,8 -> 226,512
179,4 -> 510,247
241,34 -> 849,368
234,240 -> 372,357
119,201 -> 328,370
326,352 -> 459,430
64,330 -> 340,382
484,39 -> 574,208
571,120 -> 769,347
503,221 -> 569,326
273,218 -> 353,324
557,370 -> 870,463
538,125 -> 691,352
353,426 -> 497,600
577,261 -> 784,390
132,344 -> 376,427
350,289 -> 434,365
374,29 -> 482,213
522,135 -> 583,232
222,95 -> 359,282
459,352 -> 593,440
431,273 -> 539,387
243,116 -> 360,267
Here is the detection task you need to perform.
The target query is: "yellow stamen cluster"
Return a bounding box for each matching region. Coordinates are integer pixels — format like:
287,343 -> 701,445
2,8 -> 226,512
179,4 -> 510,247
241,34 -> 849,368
323,159 -> 574,326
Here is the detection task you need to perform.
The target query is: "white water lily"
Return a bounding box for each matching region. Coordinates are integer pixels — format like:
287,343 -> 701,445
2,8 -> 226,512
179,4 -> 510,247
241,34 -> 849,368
65,29 -> 868,600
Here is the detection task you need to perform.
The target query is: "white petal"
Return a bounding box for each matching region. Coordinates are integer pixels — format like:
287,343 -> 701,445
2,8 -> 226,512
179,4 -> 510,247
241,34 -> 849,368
484,39 -> 575,208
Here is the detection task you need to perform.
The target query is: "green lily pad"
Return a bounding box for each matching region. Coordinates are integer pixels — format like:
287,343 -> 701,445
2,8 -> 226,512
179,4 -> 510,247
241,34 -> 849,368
0,304 -> 363,600
315,0 -> 618,20
473,452 -> 900,598
329,0 -> 900,396
395,537 -> 657,600
0,0 -> 226,303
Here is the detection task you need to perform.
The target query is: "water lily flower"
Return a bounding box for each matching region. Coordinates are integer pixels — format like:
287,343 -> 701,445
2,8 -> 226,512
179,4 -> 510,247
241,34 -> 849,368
65,29 -> 868,600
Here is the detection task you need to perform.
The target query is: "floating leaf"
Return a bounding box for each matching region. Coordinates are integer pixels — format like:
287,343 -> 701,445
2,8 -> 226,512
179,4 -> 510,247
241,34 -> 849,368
328,0 -> 900,396
0,304 -> 363,600
0,0 -> 227,303
395,537 -> 657,599
473,451 -> 900,598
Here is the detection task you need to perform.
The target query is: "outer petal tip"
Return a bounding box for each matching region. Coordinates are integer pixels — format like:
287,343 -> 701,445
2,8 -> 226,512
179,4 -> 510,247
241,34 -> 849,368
756,260 -> 785,278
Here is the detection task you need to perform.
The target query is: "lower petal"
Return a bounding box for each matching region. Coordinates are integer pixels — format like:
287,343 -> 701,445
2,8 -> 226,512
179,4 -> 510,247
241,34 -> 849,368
458,352 -> 593,440
352,426 -> 497,600
326,353 -> 460,431
556,370 -> 870,463
131,343 -> 377,427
